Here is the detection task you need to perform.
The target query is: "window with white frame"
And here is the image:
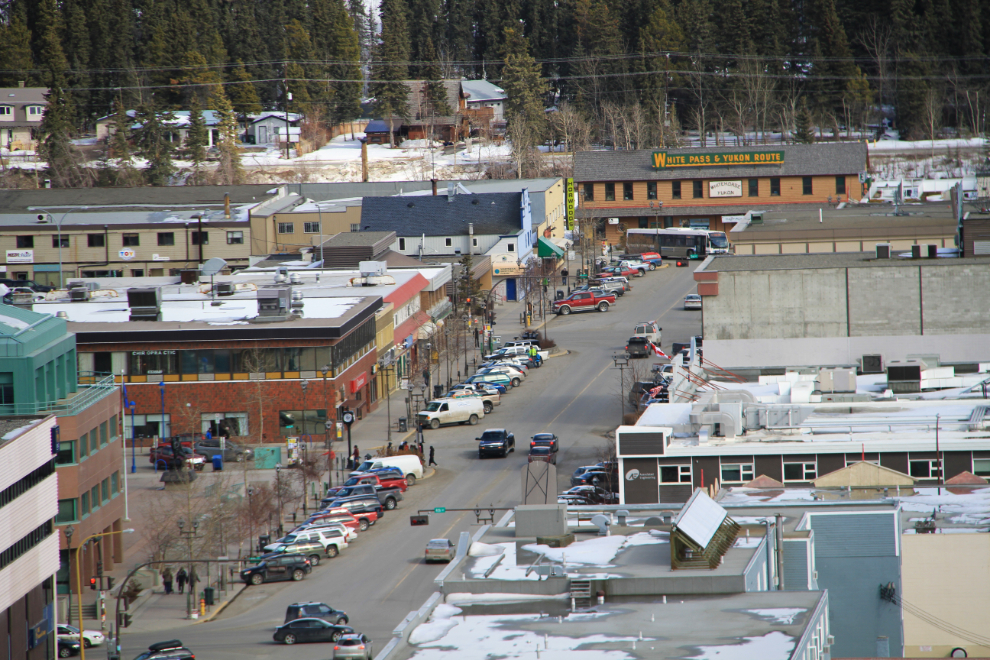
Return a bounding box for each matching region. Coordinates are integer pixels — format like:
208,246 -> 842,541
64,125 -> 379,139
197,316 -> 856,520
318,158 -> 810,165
973,458 -> 990,477
0,106 -> 11,117
303,222 -> 320,233
909,458 -> 941,479
226,231 -> 243,244
472,237 -> 478,247
27,105 -> 44,117
445,237 -> 452,247
277,222 -> 294,234
200,412 -> 249,437
398,237 -> 406,250
720,462 -> 754,483
783,461 -> 817,481
507,243 -> 515,252
659,464 -> 692,484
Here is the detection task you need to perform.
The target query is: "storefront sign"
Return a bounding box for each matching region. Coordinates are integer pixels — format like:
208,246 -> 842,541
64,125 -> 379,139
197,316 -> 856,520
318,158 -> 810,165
709,181 -> 743,197
492,262 -> 525,277
565,177 -> 575,230
119,248 -> 136,260
651,150 -> 784,169
6,249 -> 33,264
350,371 -> 367,393
152,254 -> 170,261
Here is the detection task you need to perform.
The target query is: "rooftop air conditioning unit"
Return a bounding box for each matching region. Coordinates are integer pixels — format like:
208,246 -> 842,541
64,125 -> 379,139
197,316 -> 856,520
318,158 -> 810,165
861,354 -> 884,374
911,244 -> 923,259
886,359 -> 924,394
926,244 -> 938,258
69,288 -> 91,302
127,287 -> 162,322
215,282 -> 235,297
67,281 -> 99,292
359,261 -> 387,278
876,243 -> 891,259
257,287 -> 291,317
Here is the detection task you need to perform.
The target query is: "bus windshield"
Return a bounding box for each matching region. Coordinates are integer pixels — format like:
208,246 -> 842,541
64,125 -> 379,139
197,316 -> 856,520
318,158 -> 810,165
709,232 -> 729,248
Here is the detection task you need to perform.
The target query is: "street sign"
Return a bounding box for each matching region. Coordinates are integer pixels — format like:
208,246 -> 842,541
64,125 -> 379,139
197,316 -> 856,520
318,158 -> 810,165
433,507 -> 446,513
410,515 -> 429,526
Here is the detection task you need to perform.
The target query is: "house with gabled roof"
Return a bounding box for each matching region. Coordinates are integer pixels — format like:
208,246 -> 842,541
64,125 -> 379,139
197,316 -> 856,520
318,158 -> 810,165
0,85 -> 47,152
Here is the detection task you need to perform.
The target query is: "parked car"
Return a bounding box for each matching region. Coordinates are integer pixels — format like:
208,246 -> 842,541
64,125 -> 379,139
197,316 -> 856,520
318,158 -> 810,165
351,455 -> 424,485
572,471 -> 617,492
132,640 -> 195,660
192,439 -> 253,463
552,290 -> 616,315
57,625 -> 105,648
600,264 -> 642,278
332,633 -> 374,659
452,381 -> 507,395
417,397 -> 485,429
425,538 -> 456,563
557,495 -> 593,506
318,496 -> 383,524
563,485 -> 619,504
264,528 -> 348,564
273,618 -> 354,645
307,509 -> 365,531
632,321 -> 662,344
626,337 -> 652,358
444,388 -> 499,414
334,472 -> 408,493
285,602 -> 349,625
530,433 -> 559,452
477,428 -> 515,458
528,445 -> 557,465
0,278 -> 53,293
629,381 -> 657,407
149,444 -> 206,471
240,553 -> 312,585
57,639 -> 81,658
617,259 -> 650,275
684,294 -> 702,310
290,520 -> 358,543
597,276 -> 632,292
323,483 -> 403,510
475,367 -> 523,388
465,372 -> 514,390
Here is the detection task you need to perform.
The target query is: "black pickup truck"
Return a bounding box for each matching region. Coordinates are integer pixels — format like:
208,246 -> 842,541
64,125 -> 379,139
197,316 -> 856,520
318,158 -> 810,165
477,429 -> 515,458
320,484 -> 403,510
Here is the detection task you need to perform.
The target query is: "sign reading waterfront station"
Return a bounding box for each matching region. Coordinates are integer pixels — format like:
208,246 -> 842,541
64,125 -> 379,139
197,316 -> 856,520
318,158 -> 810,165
651,150 -> 785,169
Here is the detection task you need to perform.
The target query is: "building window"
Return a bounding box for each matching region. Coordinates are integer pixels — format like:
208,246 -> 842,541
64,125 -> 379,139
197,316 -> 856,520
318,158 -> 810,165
445,237 -> 452,247
110,414 -> 118,439
659,465 -> 692,483
783,461 -> 817,481
584,183 -> 594,201
158,232 -> 175,246
720,462 -> 755,483
472,237 -> 478,247
835,176 -> 846,195
802,176 -> 813,195
226,231 -> 244,245
693,180 -> 704,199
604,183 -> 615,201
507,243 -> 515,252
100,421 -> 108,446
279,409 -> 327,435
111,471 -> 119,494
277,222 -> 294,234
122,233 -> 140,247
973,458 -> 990,477
131,269 -> 144,277
647,182 -> 657,200
398,238 -> 406,250
27,105 -> 43,116
56,440 -> 76,465
770,178 -> 781,196
191,231 -> 209,245
748,179 -> 759,197
88,234 -> 105,248
623,183 -> 634,201
909,459 -> 941,479
671,181 -> 681,199
78,431 -> 89,458
52,235 -> 70,248
303,222 -> 320,233
57,499 -> 78,523
0,106 -> 11,116
81,492 -> 90,517
16,236 -> 33,248
201,412 -> 250,437
101,478 -> 109,503
90,486 -> 100,511
350,224 -> 360,232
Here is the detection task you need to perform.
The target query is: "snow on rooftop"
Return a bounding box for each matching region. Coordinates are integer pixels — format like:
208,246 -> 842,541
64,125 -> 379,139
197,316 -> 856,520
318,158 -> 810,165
0,312 -> 31,331
690,631 -> 796,660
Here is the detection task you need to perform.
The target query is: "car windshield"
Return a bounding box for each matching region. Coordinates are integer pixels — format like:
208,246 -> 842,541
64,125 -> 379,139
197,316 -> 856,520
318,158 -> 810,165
479,431 -> 503,441
339,638 -> 363,646
424,402 -> 442,412
530,447 -> 550,455
426,540 -> 449,548
709,232 -> 729,248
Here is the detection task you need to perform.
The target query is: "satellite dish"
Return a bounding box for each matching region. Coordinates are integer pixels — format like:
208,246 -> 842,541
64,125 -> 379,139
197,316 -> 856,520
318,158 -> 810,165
201,257 -> 227,277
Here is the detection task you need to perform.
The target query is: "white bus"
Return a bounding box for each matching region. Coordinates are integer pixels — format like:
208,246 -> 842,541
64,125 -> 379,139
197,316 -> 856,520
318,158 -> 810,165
625,228 -> 731,259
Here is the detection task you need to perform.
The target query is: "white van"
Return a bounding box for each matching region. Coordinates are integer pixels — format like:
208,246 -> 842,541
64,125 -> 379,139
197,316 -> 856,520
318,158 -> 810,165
417,397 -> 485,430
352,455 -> 424,485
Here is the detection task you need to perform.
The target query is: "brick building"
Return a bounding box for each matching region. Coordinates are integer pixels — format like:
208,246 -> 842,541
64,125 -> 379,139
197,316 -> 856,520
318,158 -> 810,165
574,143 -> 869,248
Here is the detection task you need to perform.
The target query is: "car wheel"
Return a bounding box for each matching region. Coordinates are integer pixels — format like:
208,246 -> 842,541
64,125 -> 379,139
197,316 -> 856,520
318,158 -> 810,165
384,498 -> 396,510
430,418 -> 440,430
511,378 -> 521,387
83,640 -> 92,648
469,414 -> 479,425
283,633 -> 297,645
326,545 -> 339,557
250,573 -> 263,585
597,302 -> 609,312
405,474 -> 416,486
59,647 -> 72,658
308,553 -> 322,566
292,569 -> 304,581
483,403 -> 493,414
336,616 -> 349,625
331,631 -> 342,642
649,264 -> 656,271
358,519 -> 369,532
236,453 -> 246,462
558,305 -> 571,315
636,270 -> 645,277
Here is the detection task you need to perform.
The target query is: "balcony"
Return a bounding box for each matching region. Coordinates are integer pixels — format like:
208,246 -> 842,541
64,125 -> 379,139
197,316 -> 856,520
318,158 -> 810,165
0,373 -> 118,418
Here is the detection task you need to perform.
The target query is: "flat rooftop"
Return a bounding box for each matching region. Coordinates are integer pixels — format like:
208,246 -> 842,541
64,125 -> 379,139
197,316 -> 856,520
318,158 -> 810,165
701,251 -> 990,272
735,202 -> 957,237
394,591 -> 825,660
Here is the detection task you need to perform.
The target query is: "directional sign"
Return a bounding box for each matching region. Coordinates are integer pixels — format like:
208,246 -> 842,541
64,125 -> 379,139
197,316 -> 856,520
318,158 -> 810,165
434,507 -> 446,513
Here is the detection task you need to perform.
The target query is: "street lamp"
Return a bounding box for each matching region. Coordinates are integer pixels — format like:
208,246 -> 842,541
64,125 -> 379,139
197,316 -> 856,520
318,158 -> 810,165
320,364 -> 333,489
612,354 -> 630,427
64,525 -> 75,626
75,528 -> 134,660
299,380 -> 309,514
157,381 -> 166,473
275,463 -> 284,536
177,518 -> 199,618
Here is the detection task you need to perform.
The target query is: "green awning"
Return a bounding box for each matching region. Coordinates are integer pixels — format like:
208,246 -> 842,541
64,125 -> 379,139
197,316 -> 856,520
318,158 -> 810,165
537,236 -> 564,259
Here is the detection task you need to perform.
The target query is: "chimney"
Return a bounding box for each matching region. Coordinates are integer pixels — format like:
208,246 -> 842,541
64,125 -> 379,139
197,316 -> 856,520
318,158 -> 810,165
18,81 -> 25,88
431,179 -> 438,196
224,193 -> 231,219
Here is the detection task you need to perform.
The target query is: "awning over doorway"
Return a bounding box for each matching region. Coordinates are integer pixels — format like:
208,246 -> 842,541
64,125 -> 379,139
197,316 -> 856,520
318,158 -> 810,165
537,236 -> 564,259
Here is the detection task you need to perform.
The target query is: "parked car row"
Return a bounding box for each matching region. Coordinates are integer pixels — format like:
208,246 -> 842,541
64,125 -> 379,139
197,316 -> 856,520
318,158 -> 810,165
148,436 -> 253,471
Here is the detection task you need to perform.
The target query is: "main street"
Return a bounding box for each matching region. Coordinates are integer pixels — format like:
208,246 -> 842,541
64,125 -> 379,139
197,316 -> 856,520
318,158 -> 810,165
120,264 -> 701,659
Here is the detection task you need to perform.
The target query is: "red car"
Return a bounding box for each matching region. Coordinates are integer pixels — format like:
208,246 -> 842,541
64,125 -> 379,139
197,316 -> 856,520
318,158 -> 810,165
327,473 -> 407,499
600,265 -> 641,278
149,443 -> 207,470
307,509 -> 362,531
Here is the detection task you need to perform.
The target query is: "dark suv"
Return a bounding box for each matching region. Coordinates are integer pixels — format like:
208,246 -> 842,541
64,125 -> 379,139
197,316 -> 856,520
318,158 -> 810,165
319,495 -> 384,521
241,553 -> 312,585
133,640 -> 195,660
477,429 -> 515,458
625,337 -> 651,358
285,602 -> 349,625
193,438 -> 253,463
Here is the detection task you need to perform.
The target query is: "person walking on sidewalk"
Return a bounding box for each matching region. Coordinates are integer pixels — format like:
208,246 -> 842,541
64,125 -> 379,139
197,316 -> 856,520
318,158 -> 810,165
176,567 -> 188,594
428,445 -> 437,467
162,567 -> 173,595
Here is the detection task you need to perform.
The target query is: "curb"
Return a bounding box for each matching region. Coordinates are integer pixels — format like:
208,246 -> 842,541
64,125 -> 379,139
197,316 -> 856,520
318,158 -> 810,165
197,583 -> 247,624
420,466 -> 437,481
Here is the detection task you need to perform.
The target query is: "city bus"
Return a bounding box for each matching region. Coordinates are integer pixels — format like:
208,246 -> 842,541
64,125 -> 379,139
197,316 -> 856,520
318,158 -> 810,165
625,228 -> 731,259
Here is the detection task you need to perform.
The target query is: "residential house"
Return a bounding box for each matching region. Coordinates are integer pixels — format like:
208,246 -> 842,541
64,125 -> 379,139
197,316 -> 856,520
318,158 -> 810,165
0,85 -> 46,151
247,111 -> 302,145
95,110 -> 221,147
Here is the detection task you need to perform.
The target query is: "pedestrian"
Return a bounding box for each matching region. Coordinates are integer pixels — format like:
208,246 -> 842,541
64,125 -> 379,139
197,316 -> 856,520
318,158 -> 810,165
428,445 -> 437,467
176,567 -> 188,594
352,445 -> 360,469
474,328 -> 480,347
189,565 -> 199,594
162,567 -> 173,595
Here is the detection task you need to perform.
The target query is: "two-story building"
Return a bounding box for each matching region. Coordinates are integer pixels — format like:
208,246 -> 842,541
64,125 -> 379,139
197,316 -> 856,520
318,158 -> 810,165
574,143 -> 869,249
0,85 -> 46,151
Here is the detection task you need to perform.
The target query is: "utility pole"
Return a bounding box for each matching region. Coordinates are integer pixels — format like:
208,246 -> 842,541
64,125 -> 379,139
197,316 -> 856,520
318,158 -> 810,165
283,62 -> 291,160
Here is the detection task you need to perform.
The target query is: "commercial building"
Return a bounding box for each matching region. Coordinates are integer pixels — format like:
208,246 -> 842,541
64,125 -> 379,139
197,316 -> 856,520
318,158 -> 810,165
692,251 -> 990,370
574,143 -> 868,248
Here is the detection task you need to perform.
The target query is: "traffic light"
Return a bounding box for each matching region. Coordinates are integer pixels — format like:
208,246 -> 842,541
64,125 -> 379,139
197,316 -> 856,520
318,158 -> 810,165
89,577 -> 97,590
117,612 -> 132,628
107,577 -> 115,591
96,560 -> 103,576
410,515 -> 429,526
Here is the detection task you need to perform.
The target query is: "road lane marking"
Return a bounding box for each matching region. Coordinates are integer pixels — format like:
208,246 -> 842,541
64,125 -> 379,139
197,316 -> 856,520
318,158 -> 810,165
542,361 -> 611,431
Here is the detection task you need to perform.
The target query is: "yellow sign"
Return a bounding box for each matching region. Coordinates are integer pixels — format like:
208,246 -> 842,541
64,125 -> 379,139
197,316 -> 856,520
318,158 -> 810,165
565,178 -> 575,230
651,150 -> 785,169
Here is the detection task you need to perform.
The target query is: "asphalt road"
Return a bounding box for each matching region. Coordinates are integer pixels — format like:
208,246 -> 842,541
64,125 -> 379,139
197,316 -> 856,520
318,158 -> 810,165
120,264 -> 701,660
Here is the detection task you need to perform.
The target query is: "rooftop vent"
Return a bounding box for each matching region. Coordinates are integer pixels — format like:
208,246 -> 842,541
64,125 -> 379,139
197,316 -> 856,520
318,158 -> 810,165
861,354 -> 884,374
257,287 -> 290,317
359,261 -> 387,278
290,289 -> 304,308
289,272 -> 302,285
876,243 -> 891,259
274,267 -> 289,284
215,282 -> 235,297
127,287 -> 162,322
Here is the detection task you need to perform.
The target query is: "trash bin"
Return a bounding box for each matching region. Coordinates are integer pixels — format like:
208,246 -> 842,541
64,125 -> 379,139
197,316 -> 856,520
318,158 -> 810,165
258,535 -> 270,553
433,385 -> 443,399
398,417 -> 408,433
212,455 -> 223,471
556,290 -> 565,300
203,587 -> 215,606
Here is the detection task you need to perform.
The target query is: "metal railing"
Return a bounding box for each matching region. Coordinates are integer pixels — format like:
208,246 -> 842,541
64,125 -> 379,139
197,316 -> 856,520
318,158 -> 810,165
0,372 -> 117,417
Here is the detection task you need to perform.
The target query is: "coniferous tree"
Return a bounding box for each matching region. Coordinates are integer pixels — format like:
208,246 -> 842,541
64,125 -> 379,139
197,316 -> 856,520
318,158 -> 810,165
794,99 -> 815,143
371,0 -> 412,146
133,104 -> 176,186
63,0 -> 92,126
0,16 -> 34,87
210,87 -> 243,185
227,62 -> 263,120
185,97 -> 209,182
422,37 -> 452,115
500,27 -> 547,128
107,95 -> 139,186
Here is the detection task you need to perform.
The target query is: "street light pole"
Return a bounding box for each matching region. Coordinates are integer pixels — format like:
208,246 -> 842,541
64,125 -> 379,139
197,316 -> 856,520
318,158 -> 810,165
177,518 -> 198,618
64,525 -> 75,626
275,464 -> 283,537
300,380 -> 308,515
320,365 -> 332,489
157,381 -> 166,473
612,354 -> 630,427
76,528 -> 134,660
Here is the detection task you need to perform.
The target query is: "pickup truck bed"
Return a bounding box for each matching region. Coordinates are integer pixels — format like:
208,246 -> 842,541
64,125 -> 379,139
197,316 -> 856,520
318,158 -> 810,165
325,483 -> 404,510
